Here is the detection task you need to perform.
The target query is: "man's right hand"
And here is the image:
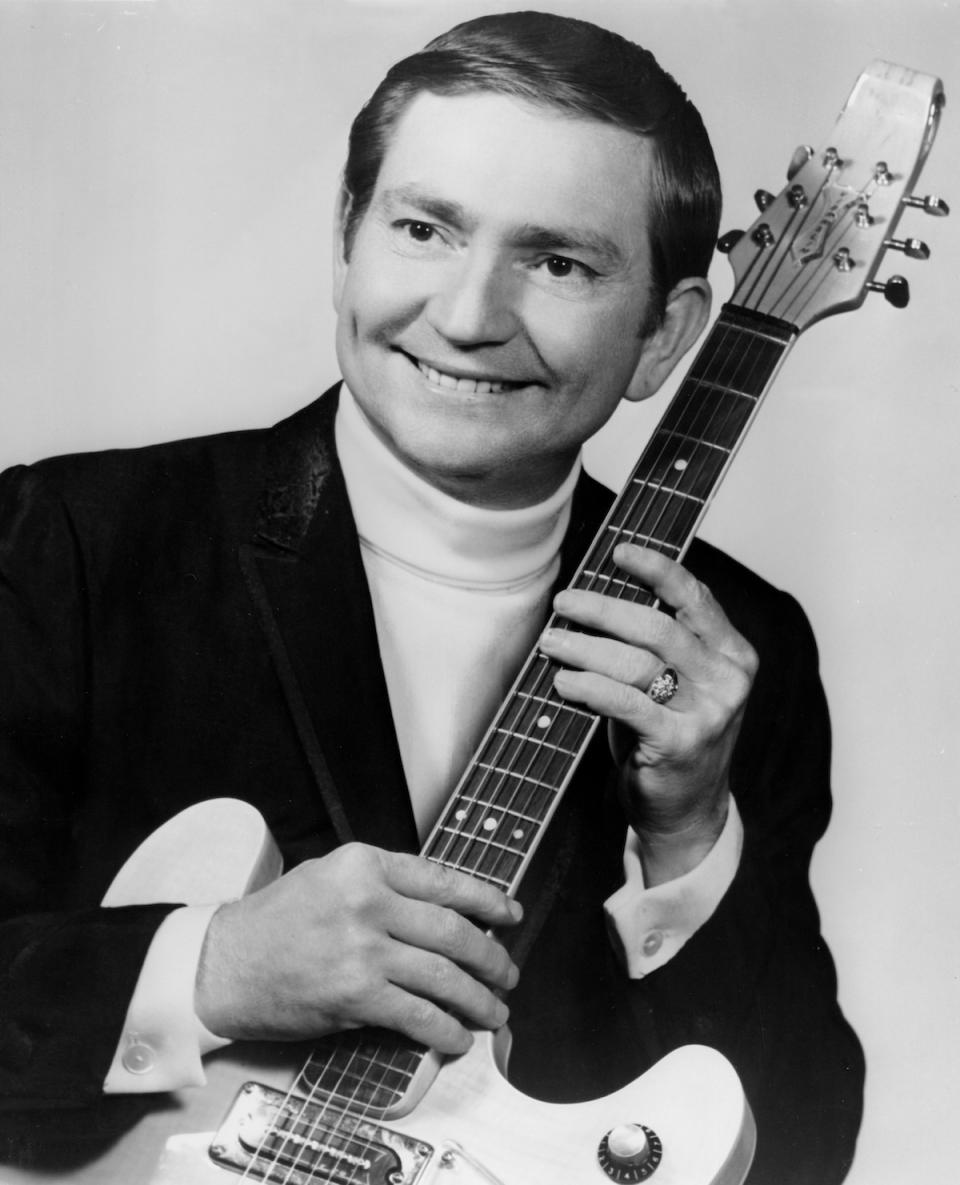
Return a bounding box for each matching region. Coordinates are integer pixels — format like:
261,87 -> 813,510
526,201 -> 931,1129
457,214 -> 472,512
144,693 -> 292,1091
193,843 -> 522,1056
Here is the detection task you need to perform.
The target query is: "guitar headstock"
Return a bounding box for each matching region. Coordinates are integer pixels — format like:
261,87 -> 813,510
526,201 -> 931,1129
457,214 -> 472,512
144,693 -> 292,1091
721,61 -> 947,333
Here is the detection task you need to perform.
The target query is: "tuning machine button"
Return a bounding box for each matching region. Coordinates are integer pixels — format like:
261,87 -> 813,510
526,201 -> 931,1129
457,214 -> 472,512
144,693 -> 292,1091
597,1123 -> 663,1182
884,237 -> 931,260
867,275 -> 910,308
716,229 -> 744,254
903,193 -> 950,217
833,247 -> 854,273
754,189 -> 775,211
787,145 -> 814,180
855,202 -> 874,228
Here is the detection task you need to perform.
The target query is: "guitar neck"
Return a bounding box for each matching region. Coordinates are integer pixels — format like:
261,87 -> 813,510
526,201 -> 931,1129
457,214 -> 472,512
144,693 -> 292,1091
422,303 -> 796,891
299,304 -> 797,1109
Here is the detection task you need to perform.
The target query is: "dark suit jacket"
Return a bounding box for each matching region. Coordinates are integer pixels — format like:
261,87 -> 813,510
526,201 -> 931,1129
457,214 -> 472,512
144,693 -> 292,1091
0,386 -> 863,1182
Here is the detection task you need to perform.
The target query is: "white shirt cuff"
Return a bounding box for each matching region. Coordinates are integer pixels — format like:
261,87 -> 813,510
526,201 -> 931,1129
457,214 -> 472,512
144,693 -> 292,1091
603,795 -> 743,978
103,904 -> 230,1094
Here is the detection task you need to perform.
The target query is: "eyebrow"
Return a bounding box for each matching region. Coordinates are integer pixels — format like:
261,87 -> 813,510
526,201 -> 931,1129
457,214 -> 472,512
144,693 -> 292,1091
379,184 -> 626,269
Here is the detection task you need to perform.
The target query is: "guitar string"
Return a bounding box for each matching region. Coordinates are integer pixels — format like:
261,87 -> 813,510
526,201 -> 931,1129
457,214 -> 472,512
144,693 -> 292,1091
238,317 -> 782,1184
235,1035 -> 364,1184
437,316 -> 768,898
739,158 -> 843,318
773,191 -> 875,326
268,1033 -> 396,1185
271,157 -> 916,1173
265,318 -> 769,1184
442,316 -> 764,895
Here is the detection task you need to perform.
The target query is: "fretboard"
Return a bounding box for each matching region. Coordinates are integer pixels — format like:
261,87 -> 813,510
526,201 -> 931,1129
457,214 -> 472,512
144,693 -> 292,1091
299,303 -> 797,1119
422,304 -> 796,890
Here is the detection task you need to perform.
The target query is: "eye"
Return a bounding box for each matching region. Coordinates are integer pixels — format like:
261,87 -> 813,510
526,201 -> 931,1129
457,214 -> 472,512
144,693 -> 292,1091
401,220 -> 435,243
545,255 -> 576,278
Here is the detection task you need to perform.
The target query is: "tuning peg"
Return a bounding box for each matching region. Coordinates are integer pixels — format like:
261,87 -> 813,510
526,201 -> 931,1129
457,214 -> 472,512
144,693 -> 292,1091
903,193 -> 950,217
754,190 -> 775,211
884,237 -> 931,260
874,161 -> 894,186
716,229 -> 745,254
787,145 -> 813,180
867,275 -> 910,308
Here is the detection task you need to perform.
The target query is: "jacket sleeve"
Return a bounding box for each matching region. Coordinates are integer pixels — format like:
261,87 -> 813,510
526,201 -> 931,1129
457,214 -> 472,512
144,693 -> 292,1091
627,584 -> 865,1185
0,465 -> 176,1117
504,561 -> 864,1185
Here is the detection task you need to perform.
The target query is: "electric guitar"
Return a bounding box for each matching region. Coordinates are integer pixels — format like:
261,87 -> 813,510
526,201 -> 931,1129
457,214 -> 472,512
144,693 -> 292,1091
3,59 -> 946,1185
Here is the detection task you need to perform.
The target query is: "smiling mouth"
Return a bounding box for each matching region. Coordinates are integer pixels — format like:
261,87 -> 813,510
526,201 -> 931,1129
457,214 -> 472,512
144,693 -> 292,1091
413,358 -> 527,395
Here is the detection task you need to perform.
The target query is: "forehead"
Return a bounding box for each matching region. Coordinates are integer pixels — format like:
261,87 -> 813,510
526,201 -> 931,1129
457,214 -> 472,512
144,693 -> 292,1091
371,91 -> 652,253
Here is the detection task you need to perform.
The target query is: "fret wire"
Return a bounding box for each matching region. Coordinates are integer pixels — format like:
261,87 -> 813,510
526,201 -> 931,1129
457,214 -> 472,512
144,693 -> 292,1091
426,641 -> 595,881
580,316 -> 790,595
629,480 -> 704,504
428,668 -> 592,883
455,791 -> 542,826
603,316 -> 791,611
440,825 -> 525,859
580,318 -> 743,589
495,725 -> 579,757
425,854 -> 512,889
275,312 -> 798,1172
429,649 -> 594,862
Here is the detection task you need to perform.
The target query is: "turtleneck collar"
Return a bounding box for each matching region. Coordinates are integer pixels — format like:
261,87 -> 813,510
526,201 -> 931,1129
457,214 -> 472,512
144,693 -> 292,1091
335,383 -> 581,591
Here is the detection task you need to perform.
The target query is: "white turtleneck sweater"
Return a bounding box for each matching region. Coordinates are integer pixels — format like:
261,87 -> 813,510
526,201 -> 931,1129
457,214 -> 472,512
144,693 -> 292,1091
103,385 -> 741,1094
335,382 -> 579,839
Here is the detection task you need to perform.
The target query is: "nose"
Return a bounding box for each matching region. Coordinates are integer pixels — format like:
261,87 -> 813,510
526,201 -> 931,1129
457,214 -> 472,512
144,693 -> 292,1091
425,253 -> 520,347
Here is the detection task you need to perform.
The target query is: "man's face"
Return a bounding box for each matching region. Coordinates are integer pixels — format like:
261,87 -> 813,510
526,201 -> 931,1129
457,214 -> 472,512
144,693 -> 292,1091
334,91 -> 665,508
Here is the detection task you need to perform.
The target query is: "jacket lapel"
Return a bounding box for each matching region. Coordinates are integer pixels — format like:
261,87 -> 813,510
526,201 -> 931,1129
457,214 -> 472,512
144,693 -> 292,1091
239,384 -> 615,863
240,386 -> 420,853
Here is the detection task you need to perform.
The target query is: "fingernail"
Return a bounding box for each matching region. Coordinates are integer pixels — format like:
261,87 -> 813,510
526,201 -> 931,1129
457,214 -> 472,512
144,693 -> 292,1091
495,1001 -> 510,1025
506,963 -> 520,990
508,898 -> 524,922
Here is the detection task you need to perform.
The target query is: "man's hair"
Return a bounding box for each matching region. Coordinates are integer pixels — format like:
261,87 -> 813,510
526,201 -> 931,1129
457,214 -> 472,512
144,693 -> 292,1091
341,10 -> 721,321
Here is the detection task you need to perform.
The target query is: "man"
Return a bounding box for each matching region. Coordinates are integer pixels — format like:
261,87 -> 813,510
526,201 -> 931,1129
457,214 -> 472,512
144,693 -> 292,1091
0,11 -> 863,1183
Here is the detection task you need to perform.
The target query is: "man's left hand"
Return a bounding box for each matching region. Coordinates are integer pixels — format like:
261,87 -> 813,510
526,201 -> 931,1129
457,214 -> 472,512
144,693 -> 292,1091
538,543 -> 757,886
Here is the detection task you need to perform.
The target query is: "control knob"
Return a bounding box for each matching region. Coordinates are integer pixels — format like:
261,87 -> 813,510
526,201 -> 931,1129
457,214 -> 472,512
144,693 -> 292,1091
597,1122 -> 662,1182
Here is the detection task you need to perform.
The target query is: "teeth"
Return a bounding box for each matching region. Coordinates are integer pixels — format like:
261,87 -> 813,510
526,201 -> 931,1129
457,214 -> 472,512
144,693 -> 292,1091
418,362 -> 513,394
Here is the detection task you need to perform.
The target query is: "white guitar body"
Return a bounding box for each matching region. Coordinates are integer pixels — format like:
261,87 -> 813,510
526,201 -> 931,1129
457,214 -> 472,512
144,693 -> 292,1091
0,799 -> 754,1185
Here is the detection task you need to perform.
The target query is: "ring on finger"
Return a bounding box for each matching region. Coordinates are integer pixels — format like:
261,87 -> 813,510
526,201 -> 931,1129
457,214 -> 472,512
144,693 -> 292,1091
647,666 -> 679,705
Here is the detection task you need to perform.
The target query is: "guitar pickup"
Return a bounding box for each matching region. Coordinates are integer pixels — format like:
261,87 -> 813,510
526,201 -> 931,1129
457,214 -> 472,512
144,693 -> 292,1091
209,1081 -> 433,1185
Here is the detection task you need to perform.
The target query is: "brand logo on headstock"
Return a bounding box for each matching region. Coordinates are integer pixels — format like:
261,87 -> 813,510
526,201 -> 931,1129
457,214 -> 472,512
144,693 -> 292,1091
791,185 -> 863,264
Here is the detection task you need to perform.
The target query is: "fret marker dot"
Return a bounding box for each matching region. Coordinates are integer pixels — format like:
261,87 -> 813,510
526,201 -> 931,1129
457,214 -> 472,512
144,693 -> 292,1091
513,828 -> 525,840
674,458 -> 689,471
454,809 -> 468,822
536,715 -> 552,729
483,817 -> 498,832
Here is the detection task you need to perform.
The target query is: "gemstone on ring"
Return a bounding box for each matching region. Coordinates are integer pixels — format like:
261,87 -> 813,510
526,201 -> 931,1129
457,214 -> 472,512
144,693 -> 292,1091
647,667 -> 679,705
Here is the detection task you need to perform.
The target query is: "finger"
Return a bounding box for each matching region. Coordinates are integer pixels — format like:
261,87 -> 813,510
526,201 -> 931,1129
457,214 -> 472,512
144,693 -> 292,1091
552,587 -> 693,670
371,982 -> 480,1056
385,895 -> 519,993
552,666 -> 676,739
610,544 -> 751,661
539,625 -> 667,693
383,851 -> 524,929
387,944 -> 511,1037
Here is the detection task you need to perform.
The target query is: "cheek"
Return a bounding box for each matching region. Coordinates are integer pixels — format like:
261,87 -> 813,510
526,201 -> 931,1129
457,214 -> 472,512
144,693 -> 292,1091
340,250 -> 418,337
533,301 -> 644,387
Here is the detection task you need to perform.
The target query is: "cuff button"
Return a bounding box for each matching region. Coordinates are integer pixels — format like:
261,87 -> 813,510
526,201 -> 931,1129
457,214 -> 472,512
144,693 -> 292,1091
121,1042 -> 155,1075
641,930 -> 663,957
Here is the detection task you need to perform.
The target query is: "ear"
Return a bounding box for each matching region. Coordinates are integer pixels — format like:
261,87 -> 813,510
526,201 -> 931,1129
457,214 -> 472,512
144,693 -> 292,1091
623,276 -> 712,403
332,184 -> 353,313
